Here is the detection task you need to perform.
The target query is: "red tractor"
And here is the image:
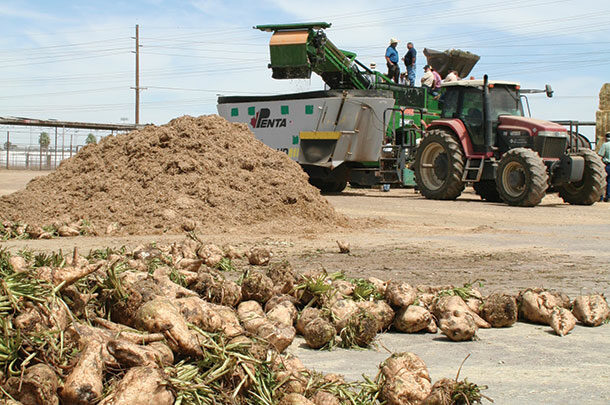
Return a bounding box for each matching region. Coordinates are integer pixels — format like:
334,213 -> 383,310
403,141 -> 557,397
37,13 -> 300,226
413,75 -> 606,206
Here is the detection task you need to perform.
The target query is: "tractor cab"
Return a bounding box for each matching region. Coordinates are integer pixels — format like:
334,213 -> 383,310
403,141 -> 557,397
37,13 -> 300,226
440,80 -> 524,153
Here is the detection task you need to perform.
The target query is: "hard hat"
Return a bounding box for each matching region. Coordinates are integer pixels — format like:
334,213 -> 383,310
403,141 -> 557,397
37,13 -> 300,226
390,38 -> 398,44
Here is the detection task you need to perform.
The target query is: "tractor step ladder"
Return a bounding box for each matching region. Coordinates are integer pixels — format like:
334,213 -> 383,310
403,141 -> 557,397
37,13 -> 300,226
378,145 -> 404,184
462,157 -> 485,182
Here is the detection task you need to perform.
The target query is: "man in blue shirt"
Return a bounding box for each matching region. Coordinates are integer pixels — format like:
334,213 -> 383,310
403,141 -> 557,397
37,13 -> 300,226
403,42 -> 416,87
598,132 -> 610,202
385,38 -> 400,83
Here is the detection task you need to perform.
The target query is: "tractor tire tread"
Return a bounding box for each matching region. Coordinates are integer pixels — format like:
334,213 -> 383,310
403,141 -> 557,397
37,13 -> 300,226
496,147 -> 548,207
557,149 -> 606,205
414,129 -> 465,200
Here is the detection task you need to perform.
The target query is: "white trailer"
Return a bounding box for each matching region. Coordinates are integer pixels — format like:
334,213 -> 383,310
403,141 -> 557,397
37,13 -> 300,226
217,89 -> 395,192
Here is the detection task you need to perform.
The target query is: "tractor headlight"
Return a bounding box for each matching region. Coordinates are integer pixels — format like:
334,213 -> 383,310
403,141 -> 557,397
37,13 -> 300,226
537,130 -> 566,138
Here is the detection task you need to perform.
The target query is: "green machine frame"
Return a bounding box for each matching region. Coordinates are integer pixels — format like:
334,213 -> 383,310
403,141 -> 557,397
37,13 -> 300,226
254,22 -> 447,186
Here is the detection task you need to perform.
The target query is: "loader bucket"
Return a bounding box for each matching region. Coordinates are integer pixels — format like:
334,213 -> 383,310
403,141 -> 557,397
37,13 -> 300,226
423,48 -> 480,78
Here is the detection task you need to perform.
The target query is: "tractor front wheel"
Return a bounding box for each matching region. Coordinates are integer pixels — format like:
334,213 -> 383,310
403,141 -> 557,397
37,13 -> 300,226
557,149 -> 606,205
414,129 -> 465,200
496,148 -> 548,207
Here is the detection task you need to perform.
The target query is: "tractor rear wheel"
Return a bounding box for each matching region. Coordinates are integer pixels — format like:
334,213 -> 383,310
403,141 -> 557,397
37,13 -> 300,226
496,148 -> 548,207
414,129 -> 465,200
473,180 -> 502,202
557,149 -> 606,205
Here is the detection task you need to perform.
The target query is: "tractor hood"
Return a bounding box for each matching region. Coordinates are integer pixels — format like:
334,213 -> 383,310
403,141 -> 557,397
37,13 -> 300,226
498,116 -> 567,136
423,48 -> 480,78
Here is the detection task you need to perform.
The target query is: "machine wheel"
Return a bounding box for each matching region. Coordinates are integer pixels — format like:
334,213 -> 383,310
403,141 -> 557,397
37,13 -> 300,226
473,180 -> 502,202
314,179 -> 347,193
329,180 -> 347,193
414,129 -> 465,200
557,149 -> 606,205
348,181 -> 369,189
496,148 -> 548,207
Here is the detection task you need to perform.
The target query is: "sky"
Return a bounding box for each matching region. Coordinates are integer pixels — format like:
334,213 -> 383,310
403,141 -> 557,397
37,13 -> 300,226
1,0 -> 609,145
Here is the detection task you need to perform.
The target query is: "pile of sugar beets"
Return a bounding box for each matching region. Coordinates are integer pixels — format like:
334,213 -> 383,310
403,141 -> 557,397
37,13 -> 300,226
0,236 -> 608,405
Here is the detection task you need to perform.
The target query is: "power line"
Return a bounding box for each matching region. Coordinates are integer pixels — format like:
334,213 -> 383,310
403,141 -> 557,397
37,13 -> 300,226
0,25 -> 129,40
0,50 -> 131,68
144,44 -> 265,54
143,51 -> 265,61
480,57 -> 610,65
331,0 -> 572,32
0,37 -> 131,53
428,11 -> 610,44
0,46 -> 132,64
146,86 -> 275,95
0,86 -> 128,100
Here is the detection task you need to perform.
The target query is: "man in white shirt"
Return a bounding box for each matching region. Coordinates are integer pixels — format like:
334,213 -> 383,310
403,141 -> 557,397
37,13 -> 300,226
444,70 -> 460,82
421,65 -> 434,88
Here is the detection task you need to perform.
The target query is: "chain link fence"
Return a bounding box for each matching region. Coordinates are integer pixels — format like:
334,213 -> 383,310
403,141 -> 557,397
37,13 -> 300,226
0,145 -> 83,170
0,125 -> 129,170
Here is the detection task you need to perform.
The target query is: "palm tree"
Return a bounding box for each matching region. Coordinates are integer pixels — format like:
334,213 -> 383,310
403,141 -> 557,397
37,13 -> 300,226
39,132 -> 50,169
39,132 -> 50,150
85,133 -> 97,145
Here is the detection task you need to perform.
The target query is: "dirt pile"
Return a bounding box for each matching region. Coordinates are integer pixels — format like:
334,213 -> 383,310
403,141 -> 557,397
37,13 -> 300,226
0,115 -> 345,235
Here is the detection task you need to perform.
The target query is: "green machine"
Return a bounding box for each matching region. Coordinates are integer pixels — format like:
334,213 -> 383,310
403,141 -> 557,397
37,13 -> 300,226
246,22 -> 480,189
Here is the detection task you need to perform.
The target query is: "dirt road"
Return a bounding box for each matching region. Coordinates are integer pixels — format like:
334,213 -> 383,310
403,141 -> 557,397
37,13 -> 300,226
318,187 -> 610,296
1,171 -> 609,404
0,169 -> 49,195
2,173 -> 609,295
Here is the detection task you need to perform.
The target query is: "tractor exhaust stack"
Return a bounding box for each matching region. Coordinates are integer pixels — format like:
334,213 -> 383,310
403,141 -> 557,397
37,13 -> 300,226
483,74 -> 494,152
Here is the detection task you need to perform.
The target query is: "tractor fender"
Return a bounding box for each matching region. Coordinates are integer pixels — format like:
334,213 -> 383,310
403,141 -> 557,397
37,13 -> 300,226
427,119 -> 483,158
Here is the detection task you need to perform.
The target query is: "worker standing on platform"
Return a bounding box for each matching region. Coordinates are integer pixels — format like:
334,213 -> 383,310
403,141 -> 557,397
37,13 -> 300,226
385,38 -> 400,83
403,42 -> 417,87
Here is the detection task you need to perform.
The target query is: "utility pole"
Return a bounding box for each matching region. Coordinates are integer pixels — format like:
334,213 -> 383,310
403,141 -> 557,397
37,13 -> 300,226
131,24 -> 142,125
54,128 -> 58,168
61,126 -> 65,161
5,131 -> 9,169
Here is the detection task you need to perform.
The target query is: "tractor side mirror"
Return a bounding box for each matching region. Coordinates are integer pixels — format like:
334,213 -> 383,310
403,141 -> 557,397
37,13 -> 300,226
545,84 -> 553,98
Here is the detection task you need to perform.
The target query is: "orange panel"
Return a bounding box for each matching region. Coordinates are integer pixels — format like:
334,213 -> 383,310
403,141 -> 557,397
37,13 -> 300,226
269,30 -> 309,46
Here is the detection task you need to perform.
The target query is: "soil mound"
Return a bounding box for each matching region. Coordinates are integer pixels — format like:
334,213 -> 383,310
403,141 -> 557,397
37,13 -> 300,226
0,115 -> 345,235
